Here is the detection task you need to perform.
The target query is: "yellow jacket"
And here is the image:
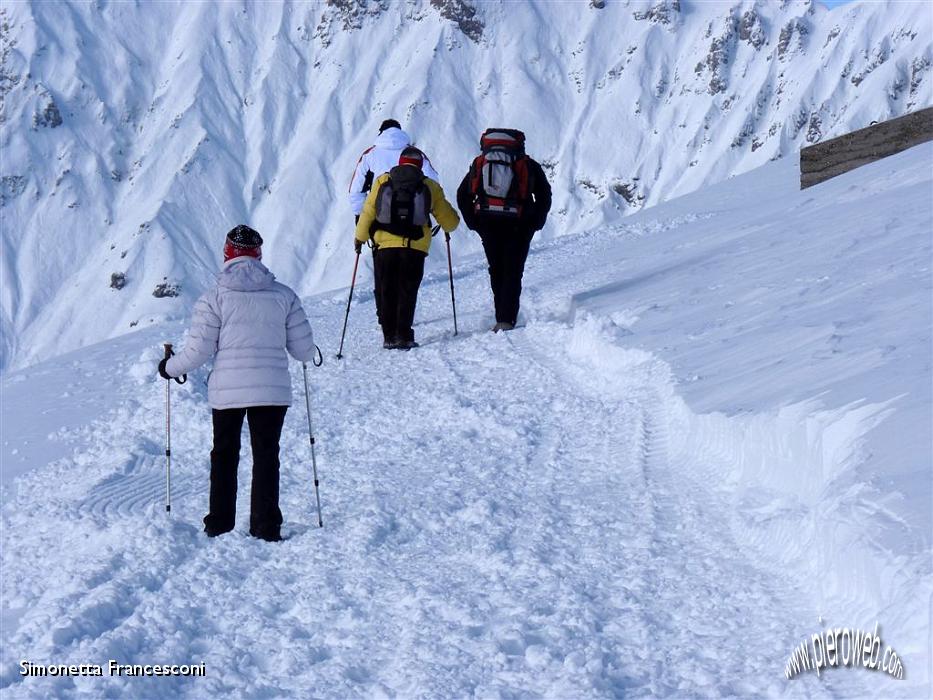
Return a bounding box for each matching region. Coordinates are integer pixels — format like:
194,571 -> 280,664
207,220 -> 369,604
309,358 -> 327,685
355,172 -> 460,254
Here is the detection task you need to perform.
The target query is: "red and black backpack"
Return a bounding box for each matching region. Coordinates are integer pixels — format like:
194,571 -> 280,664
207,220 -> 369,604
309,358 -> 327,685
468,128 -> 533,219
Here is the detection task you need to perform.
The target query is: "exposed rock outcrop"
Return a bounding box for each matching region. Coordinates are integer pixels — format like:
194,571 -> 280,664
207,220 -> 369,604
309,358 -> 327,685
430,0 -> 483,43
633,0 -> 681,27
777,18 -> 809,61
33,95 -> 63,129
152,282 -> 180,298
738,9 -> 766,49
695,16 -> 738,95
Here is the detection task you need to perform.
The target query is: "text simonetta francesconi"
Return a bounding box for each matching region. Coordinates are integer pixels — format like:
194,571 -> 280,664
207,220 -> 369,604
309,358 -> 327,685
20,660 -> 206,677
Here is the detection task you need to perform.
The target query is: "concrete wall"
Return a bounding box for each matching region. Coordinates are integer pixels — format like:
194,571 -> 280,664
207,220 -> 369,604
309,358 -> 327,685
800,107 -> 933,189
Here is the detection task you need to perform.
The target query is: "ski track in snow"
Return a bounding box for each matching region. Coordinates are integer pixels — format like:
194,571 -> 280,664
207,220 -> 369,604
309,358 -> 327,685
0,296 -> 869,699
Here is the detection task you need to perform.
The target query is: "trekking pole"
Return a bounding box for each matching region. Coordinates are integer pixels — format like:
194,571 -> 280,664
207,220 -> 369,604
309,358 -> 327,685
336,251 -> 360,359
443,228 -> 458,336
161,344 -> 187,513
163,343 -> 174,513
302,362 -> 324,528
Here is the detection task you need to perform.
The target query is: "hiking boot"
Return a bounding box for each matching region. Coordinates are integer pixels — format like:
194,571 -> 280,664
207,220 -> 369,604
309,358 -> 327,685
204,526 -> 232,538
249,528 -> 282,542
383,340 -> 399,349
396,339 -> 420,350
492,322 -> 515,333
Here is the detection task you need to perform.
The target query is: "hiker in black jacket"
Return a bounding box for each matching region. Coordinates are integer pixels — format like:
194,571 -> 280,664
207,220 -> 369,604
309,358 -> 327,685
457,129 -> 552,332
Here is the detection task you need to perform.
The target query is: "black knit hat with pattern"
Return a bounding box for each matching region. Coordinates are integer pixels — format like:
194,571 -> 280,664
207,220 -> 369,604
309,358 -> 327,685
224,225 -> 263,261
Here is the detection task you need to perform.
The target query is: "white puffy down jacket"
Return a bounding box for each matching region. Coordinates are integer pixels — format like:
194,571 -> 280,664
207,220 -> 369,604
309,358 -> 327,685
166,257 -> 315,409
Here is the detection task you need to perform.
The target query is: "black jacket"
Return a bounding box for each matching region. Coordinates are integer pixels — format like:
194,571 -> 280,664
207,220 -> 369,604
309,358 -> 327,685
456,156 -> 552,234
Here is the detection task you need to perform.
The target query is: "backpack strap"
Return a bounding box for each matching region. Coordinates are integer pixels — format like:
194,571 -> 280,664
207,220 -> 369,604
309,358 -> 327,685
470,155 -> 487,209
513,155 -> 531,202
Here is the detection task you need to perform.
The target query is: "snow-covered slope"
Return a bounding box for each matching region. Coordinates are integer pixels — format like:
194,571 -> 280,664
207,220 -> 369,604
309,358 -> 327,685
1,138 -> 930,697
1,0 -> 930,372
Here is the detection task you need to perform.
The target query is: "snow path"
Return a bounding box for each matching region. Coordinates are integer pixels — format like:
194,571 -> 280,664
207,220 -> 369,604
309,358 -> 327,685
1,309 -> 849,698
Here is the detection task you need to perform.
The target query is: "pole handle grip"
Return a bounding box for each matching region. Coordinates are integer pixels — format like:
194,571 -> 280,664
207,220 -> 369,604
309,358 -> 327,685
163,343 -> 174,359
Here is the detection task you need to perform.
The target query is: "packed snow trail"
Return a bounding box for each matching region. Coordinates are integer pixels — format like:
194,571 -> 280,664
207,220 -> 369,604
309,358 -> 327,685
0,311 -> 868,698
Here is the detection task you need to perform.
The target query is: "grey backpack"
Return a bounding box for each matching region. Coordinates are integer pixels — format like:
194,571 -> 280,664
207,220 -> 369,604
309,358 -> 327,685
372,165 -> 432,240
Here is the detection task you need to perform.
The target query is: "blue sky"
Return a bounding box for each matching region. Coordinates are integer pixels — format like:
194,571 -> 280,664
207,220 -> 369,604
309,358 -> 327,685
821,0 -> 857,7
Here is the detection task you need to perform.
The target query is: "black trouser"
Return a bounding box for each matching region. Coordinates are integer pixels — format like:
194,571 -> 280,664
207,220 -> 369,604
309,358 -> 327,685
373,247 -> 426,343
205,405 -> 288,539
479,228 -> 535,325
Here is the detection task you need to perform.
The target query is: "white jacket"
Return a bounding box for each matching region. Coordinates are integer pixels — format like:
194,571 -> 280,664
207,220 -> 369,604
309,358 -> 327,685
166,257 -> 315,409
347,128 -> 440,215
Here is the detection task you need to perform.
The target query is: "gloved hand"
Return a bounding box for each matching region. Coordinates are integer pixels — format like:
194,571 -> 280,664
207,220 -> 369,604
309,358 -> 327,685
158,358 -> 173,381
354,239 -> 363,254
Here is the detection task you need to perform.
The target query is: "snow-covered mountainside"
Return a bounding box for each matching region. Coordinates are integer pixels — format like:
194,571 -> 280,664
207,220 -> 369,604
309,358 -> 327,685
1,140 -> 930,699
0,0 -> 930,372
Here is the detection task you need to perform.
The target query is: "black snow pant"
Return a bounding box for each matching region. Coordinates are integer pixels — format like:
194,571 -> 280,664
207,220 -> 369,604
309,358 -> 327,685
479,228 -> 535,325
373,247 -> 426,343
204,405 -> 288,540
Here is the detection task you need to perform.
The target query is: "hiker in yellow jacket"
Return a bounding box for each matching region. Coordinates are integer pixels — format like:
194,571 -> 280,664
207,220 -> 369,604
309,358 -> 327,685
355,147 -> 460,349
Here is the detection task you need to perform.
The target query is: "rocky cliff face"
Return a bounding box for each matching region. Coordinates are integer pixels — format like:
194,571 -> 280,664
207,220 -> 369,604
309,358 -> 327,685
0,0 -> 930,370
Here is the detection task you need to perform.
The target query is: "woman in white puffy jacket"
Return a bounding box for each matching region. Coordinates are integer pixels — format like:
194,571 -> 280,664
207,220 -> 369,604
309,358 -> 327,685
159,225 -> 316,542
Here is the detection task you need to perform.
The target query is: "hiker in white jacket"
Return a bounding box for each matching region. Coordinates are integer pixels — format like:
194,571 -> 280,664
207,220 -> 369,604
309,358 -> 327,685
158,225 -> 315,541
347,119 -> 440,219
